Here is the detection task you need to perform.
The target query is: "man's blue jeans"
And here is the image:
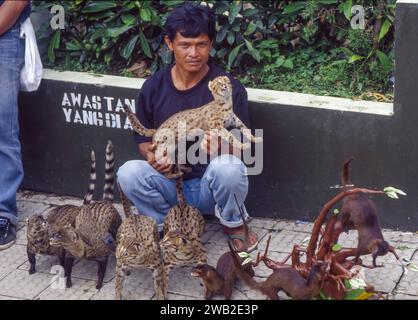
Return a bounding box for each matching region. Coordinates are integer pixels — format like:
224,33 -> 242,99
117,154 -> 250,231
0,25 -> 25,226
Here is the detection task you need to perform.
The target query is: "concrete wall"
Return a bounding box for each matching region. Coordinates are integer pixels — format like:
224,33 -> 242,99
17,1 -> 418,231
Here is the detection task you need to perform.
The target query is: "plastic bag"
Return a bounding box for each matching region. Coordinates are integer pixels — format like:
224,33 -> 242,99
19,17 -> 43,92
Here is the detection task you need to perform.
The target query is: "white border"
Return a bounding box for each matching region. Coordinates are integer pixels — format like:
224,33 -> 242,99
396,0 -> 418,4
42,69 -> 393,116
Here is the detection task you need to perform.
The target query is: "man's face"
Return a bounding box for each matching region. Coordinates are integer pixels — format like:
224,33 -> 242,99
165,32 -> 212,73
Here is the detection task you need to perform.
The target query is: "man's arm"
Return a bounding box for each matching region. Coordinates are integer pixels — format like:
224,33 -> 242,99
0,0 -> 29,36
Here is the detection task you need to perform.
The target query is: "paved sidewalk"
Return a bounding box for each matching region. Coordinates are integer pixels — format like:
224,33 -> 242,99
0,190 -> 416,300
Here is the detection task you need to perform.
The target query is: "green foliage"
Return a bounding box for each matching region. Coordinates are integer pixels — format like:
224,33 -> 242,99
383,187 -> 407,199
34,0 -> 395,98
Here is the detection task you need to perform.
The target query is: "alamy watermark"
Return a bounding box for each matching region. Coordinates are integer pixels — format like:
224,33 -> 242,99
50,265 -> 66,290
50,5 -> 65,30
152,123 -> 264,176
350,5 -> 366,30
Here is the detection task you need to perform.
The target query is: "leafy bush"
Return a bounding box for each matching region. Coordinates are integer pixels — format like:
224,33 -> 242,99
34,0 -> 395,99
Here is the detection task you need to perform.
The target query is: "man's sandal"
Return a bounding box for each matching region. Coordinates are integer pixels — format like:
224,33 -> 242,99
226,233 -> 259,253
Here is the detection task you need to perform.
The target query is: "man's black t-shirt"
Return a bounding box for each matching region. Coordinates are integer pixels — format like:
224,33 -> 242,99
134,60 -> 250,180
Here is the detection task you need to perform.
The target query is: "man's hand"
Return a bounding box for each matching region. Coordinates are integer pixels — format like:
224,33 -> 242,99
139,142 -> 172,174
0,0 -> 29,36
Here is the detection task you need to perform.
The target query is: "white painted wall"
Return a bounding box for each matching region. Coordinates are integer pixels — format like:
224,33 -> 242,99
42,68 -> 393,117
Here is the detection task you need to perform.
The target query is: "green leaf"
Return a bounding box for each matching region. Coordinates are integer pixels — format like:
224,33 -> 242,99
379,19 -> 391,41
340,47 -> 355,57
151,12 -> 162,27
302,237 -> 310,246
344,0 -> 353,20
338,0 -> 353,20
327,59 -> 347,67
244,39 -> 254,51
386,191 -> 399,199
344,289 -> 368,300
283,2 -> 306,14
348,55 -> 364,63
81,1 -> 116,14
376,50 -> 393,73
140,8 -> 152,22
384,186 -> 407,197
333,208 -> 340,216
393,188 -> 407,196
406,263 -> 418,272
282,59 -> 294,69
65,40 -> 82,51
216,25 -> 229,43
90,28 -> 106,41
229,1 -> 242,24
121,35 -> 139,59
84,11 -> 114,21
245,39 -> 261,62
243,8 -> 259,17
242,257 -> 252,265
107,24 -> 135,38
139,30 -> 152,59
217,48 -> 228,59
227,43 -> 244,69
275,56 -> 285,67
348,278 -> 367,289
48,30 -> 61,62
159,0 -> 185,6
121,14 -> 136,25
215,2 -> 230,15
227,31 -> 235,46
231,20 -> 241,32
237,251 -> 250,258
245,21 -> 257,35
332,244 -> 342,252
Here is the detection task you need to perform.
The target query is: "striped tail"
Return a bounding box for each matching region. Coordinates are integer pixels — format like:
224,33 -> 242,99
83,150 -> 96,205
117,182 -> 133,218
103,140 -> 115,203
123,104 -> 156,137
176,176 -> 186,210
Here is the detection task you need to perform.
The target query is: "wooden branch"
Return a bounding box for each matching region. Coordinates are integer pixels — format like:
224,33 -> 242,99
253,234 -> 271,267
306,188 -> 385,267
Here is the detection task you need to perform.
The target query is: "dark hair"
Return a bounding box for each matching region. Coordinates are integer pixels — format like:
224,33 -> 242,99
164,3 -> 216,42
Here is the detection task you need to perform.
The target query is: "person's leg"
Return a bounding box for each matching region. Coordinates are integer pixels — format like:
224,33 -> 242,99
195,154 -> 258,251
0,26 -> 25,250
117,160 -> 177,230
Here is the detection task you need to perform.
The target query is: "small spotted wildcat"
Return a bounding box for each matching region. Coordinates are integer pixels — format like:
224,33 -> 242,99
123,75 -> 262,178
115,183 -> 164,300
49,140 -> 121,289
159,177 -> 207,298
26,149 -> 97,275
163,177 -> 205,240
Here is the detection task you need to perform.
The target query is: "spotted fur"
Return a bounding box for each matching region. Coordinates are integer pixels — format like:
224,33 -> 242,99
163,177 -> 205,240
50,201 -> 121,289
159,177 -> 207,298
48,140 -> 120,289
115,214 -> 164,300
26,149 -> 96,275
123,76 -> 262,179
